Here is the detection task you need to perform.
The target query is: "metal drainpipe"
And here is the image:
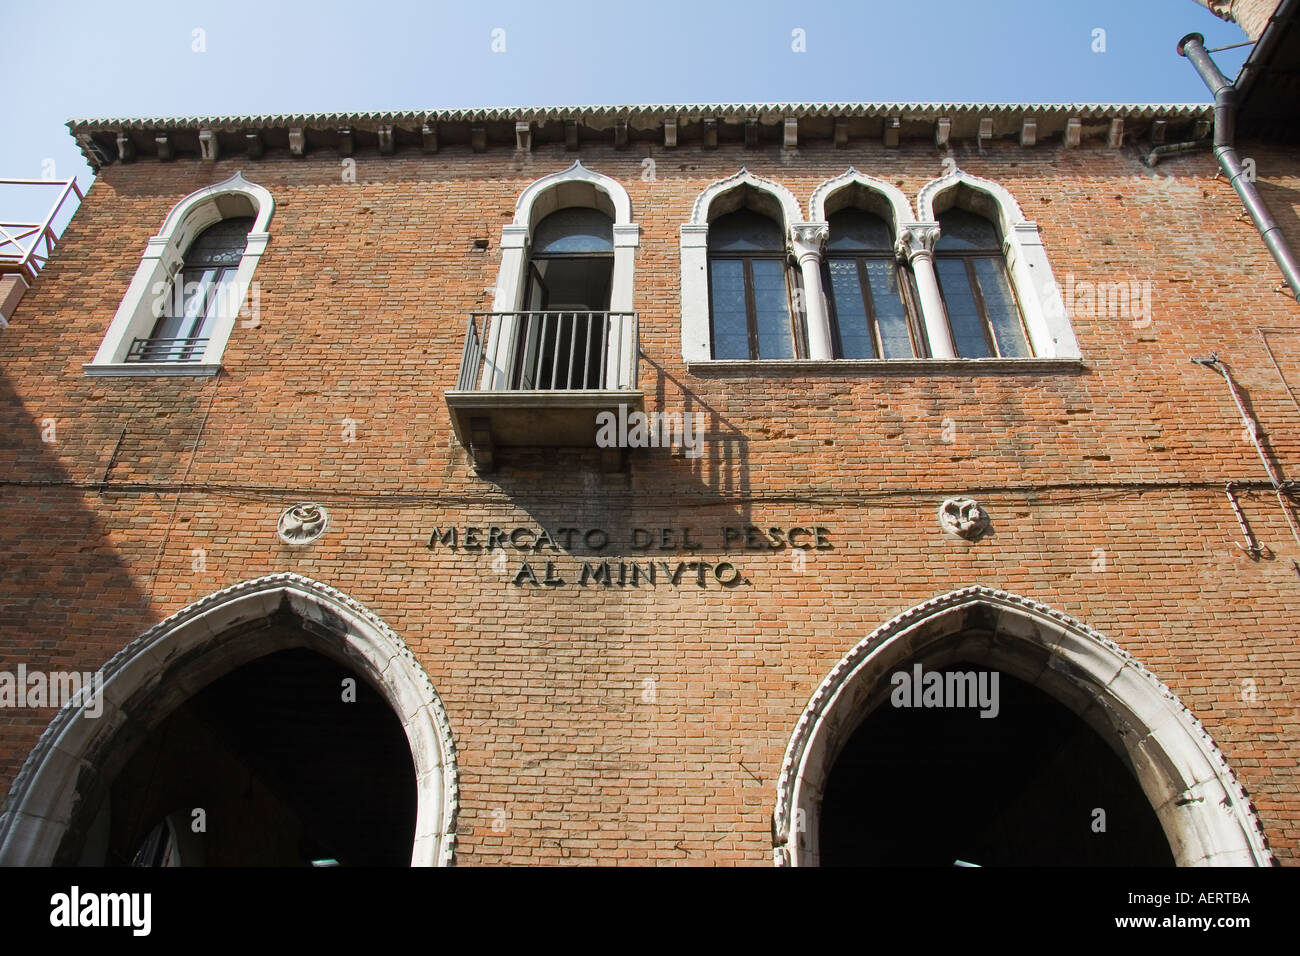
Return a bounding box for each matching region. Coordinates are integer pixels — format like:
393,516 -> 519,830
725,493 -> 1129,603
1143,139 -> 1212,167
1179,32 -> 1300,301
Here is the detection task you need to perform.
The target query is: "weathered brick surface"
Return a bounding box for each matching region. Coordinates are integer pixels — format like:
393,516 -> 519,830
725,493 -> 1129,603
1,136 -> 1298,864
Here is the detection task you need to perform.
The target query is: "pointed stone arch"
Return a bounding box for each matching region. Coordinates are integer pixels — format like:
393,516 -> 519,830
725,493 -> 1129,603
510,158 -> 634,231
809,166 -> 913,228
688,166 -> 802,228
773,586 -> 1272,867
0,573 -> 459,866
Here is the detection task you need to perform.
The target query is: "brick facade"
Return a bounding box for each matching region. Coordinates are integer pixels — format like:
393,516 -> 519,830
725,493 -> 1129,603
2,122 -> 1298,864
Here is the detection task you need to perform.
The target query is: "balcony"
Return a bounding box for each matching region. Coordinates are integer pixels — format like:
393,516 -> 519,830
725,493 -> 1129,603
445,311 -> 643,471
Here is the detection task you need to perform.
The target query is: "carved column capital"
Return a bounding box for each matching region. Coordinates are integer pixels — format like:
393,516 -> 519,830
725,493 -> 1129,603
895,222 -> 941,263
790,221 -> 829,263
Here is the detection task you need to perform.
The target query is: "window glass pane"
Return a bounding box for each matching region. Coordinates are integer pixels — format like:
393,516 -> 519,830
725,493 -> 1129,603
750,259 -> 793,359
708,210 -> 785,252
935,209 -> 1000,251
185,217 -> 254,268
935,259 -> 991,358
973,257 -> 1030,357
827,258 -> 874,359
864,260 -> 913,358
531,208 -> 614,254
709,259 -> 750,359
826,209 -> 893,252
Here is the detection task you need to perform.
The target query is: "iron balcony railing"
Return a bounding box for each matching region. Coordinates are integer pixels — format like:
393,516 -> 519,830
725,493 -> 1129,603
126,336 -> 210,363
457,311 -> 639,392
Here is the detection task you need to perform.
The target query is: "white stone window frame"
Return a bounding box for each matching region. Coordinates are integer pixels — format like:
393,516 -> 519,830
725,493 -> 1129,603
680,167 -> 805,363
483,160 -> 640,390
916,167 -> 1080,360
84,171 -> 274,378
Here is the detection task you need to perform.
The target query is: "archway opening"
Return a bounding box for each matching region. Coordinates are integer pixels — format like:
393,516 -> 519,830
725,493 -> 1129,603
103,645 -> 416,866
774,588 -> 1272,867
0,574 -> 459,867
819,660 -> 1174,866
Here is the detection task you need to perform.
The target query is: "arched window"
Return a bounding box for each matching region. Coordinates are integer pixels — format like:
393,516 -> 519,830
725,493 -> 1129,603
823,208 -> 917,359
479,161 -> 639,392
933,208 -> 1031,358
917,167 -> 1080,361
681,168 -> 804,363
135,216 -> 255,362
707,209 -> 795,360
516,207 -> 614,388
86,171 -> 273,376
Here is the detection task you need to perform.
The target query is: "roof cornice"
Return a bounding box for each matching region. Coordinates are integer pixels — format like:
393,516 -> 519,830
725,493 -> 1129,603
67,101 -> 1216,169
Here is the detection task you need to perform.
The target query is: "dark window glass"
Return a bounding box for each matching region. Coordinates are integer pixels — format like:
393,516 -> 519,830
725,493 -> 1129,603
825,210 -> 893,252
827,258 -> 874,359
935,209 -> 1000,252
934,208 -> 1031,358
708,209 -> 785,253
145,216 -> 254,361
751,259 -> 794,359
707,209 -> 794,360
709,258 -> 750,360
531,207 -> 614,255
824,209 -> 915,359
974,258 -> 1030,358
935,258 -> 992,358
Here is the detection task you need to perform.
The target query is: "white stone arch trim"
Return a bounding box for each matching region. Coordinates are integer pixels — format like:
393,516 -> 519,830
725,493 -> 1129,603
808,167 -> 913,228
773,585 -> 1273,868
86,171 -> 274,376
687,166 -> 802,228
681,168 -> 805,362
916,167 -> 1080,359
509,158 -> 633,230
484,161 -> 639,390
802,169 -> 917,361
0,572 -> 459,867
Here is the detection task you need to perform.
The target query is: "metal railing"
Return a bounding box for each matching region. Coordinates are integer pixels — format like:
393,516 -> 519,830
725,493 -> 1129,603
457,311 -> 638,392
0,178 -> 84,282
126,336 -> 210,363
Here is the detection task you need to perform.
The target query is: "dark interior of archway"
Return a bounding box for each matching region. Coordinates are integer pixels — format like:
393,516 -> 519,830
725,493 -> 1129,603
105,646 -> 417,866
819,661 -> 1175,866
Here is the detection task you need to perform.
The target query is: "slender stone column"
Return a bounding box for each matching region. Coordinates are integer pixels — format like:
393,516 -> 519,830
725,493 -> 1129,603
791,222 -> 832,360
897,223 -> 955,359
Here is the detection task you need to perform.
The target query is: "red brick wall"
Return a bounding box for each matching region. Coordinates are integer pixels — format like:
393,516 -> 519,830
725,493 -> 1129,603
2,136 -> 1298,864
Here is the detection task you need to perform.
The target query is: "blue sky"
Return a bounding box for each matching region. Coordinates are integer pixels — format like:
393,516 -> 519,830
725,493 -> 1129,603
0,0 -> 1253,221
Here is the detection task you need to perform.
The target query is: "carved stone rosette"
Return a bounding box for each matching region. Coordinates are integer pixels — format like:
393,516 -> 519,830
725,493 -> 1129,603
938,497 -> 989,540
278,503 -> 330,546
